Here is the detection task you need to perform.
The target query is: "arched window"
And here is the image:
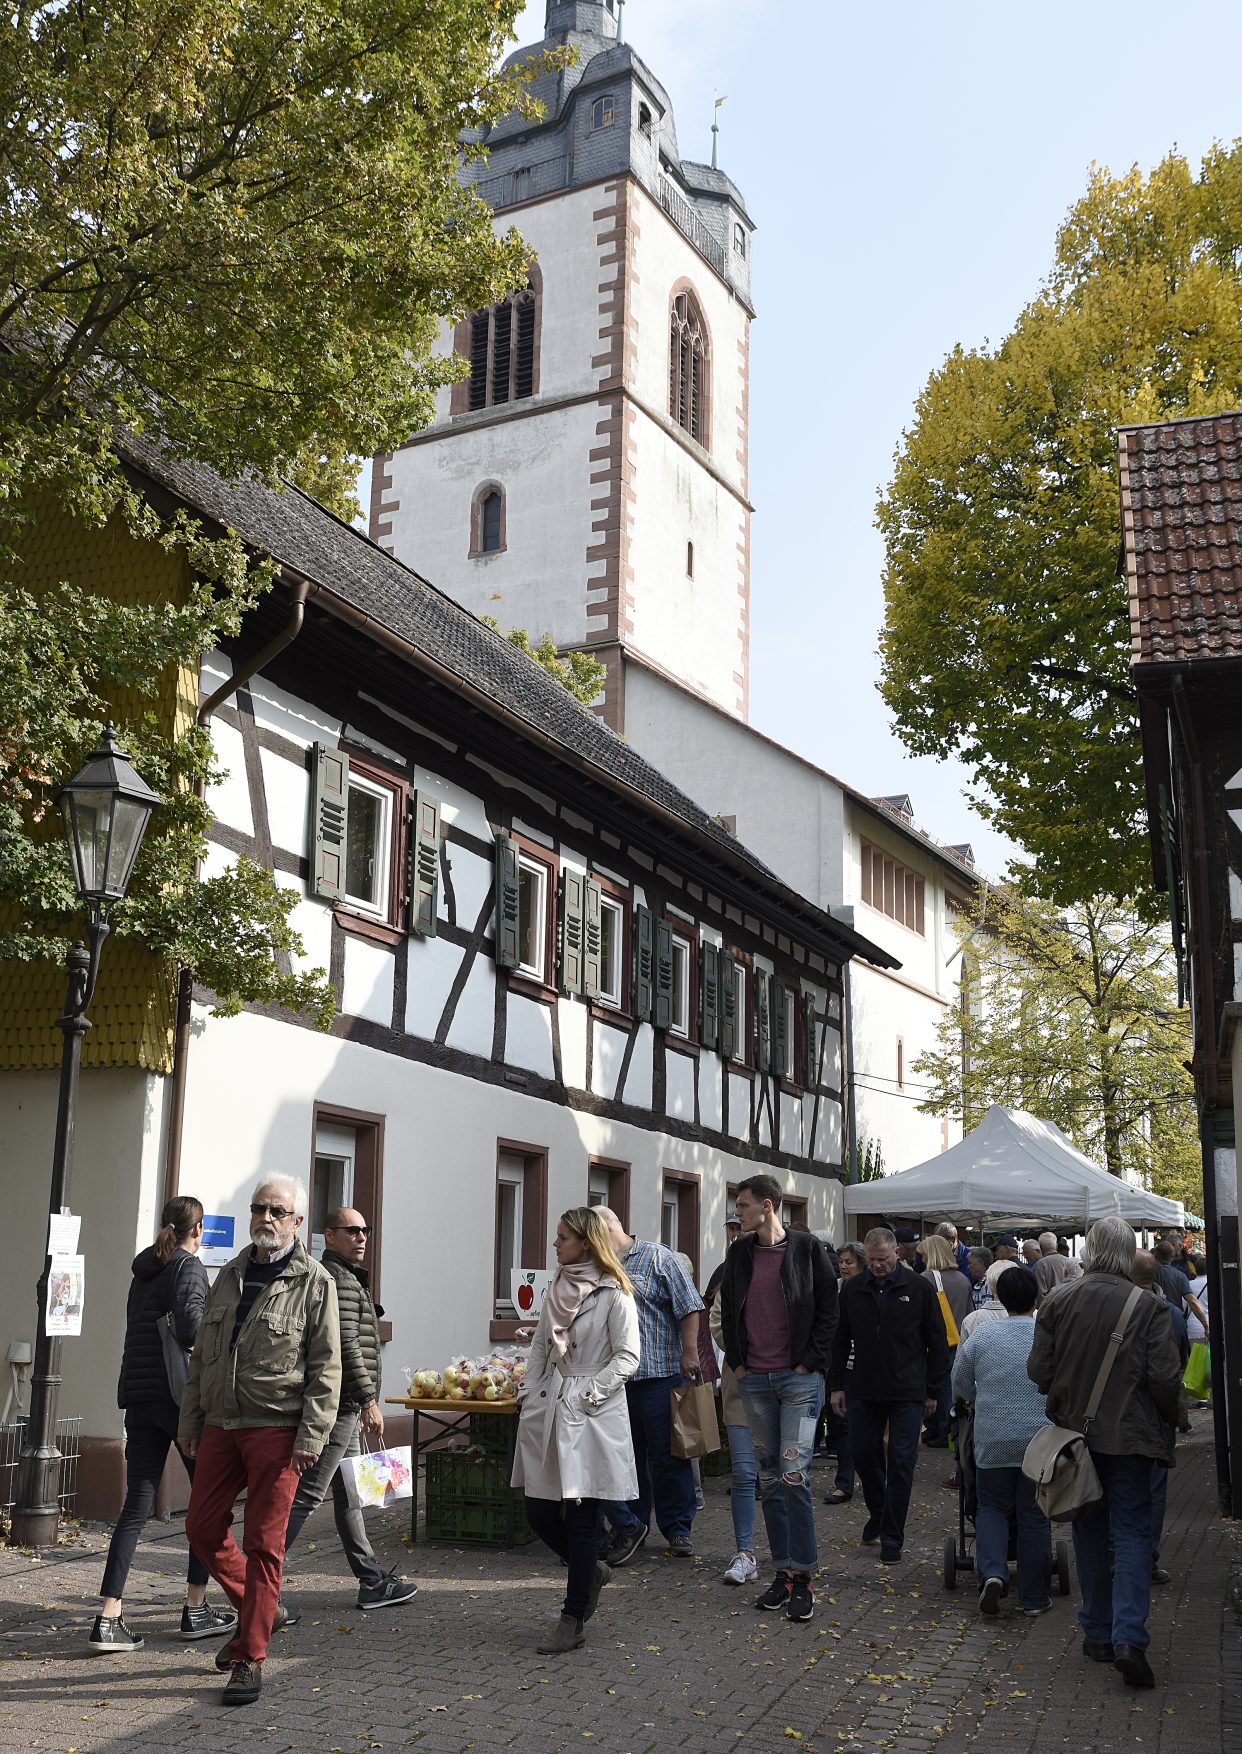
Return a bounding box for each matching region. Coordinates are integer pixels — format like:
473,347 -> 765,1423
592,95 -> 616,130
455,269 -> 541,415
733,221 -> 747,258
669,290 -> 709,447
470,482 -> 507,557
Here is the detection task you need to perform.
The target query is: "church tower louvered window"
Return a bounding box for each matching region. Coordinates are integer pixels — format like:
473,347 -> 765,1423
466,280 -> 539,412
669,290 -> 709,447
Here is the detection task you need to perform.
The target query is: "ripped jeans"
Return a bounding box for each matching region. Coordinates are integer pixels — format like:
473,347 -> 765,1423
738,1368 -> 824,1574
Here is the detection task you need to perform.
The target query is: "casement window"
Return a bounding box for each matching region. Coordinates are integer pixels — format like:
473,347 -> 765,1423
754,968 -> 771,1072
733,221 -> 747,257
592,94 -> 616,129
518,855 -> 549,980
780,1197 -> 808,1230
597,894 -> 625,1008
662,1173 -> 701,1281
458,272 -> 541,414
310,1104 -> 386,1312
495,1143 -> 549,1315
860,837 -> 926,936
559,869 -> 620,1003
669,290 -> 710,448
311,1120 -> 355,1261
774,981 -> 800,1086
802,992 -> 819,1087
720,950 -> 748,1065
656,925 -> 693,1040
588,1158 -> 630,1228
310,744 -> 440,937
494,834 -> 555,988
470,482 -> 506,557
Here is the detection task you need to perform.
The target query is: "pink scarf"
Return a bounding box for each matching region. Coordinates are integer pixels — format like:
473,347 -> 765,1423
544,1261 -> 604,1358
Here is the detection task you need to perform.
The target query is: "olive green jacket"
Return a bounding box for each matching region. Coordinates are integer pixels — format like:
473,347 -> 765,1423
178,1239 -> 341,1456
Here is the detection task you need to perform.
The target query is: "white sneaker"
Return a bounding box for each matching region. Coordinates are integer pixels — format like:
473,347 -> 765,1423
723,1550 -> 759,1586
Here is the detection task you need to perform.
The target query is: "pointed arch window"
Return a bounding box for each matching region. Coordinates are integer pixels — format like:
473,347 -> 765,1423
470,482 -> 507,557
455,270 -> 542,415
669,289 -> 709,448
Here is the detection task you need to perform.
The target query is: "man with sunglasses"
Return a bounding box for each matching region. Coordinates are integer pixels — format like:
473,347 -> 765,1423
281,1208 -> 417,1615
180,1178 -> 341,1707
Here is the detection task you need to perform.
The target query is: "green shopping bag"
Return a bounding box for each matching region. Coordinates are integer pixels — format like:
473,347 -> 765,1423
1183,1340 -> 1211,1401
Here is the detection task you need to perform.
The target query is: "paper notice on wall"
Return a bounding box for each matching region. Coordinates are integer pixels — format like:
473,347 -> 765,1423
511,1268 -> 552,1322
47,1211 -> 81,1257
45,1255 -> 85,1337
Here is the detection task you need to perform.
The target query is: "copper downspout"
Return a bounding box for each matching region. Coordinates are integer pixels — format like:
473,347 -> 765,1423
160,578 -> 311,1209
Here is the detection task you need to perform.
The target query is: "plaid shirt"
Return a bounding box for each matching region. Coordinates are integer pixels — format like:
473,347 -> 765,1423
622,1239 -> 704,1380
971,1276 -> 991,1310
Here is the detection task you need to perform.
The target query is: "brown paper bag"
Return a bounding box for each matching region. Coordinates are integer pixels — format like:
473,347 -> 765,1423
669,1379 -> 721,1459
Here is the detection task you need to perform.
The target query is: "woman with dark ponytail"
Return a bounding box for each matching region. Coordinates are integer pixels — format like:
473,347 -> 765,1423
89,1196 -> 237,1653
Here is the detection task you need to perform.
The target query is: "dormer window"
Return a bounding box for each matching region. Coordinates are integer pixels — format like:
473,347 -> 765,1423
639,103 -> 653,137
592,96 -> 616,130
733,222 -> 747,257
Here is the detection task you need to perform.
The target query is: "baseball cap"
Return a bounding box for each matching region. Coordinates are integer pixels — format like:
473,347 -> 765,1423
893,1226 -> 917,1244
994,1234 -> 1019,1250
725,1214 -> 742,1228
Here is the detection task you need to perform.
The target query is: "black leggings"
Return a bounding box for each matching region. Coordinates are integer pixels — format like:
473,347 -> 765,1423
100,1404 -> 208,1599
524,1495 -> 600,1621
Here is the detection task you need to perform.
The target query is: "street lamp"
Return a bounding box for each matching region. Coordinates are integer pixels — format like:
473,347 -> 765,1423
10,726 -> 159,1548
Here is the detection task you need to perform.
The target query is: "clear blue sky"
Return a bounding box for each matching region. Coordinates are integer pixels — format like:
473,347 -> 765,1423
376,1 -> 1242,881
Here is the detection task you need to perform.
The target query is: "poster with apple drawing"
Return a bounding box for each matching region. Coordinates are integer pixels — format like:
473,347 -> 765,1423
511,1268 -> 552,1321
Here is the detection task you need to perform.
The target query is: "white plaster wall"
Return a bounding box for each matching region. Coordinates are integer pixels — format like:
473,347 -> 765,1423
0,1068 -> 168,1439
341,937 -> 395,1029
507,993 -> 556,1081
591,1021 -> 629,1101
851,961 -> 955,1174
175,1008 -> 847,1372
444,955 -> 496,1061
203,717 -> 252,837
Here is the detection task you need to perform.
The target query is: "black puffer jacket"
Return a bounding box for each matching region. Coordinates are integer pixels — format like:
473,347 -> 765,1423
719,1230 -> 839,1375
320,1251 -> 381,1410
117,1246 -> 208,1411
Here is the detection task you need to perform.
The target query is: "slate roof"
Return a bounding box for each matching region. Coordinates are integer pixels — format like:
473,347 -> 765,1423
1120,413 -> 1242,666
114,428 -> 895,969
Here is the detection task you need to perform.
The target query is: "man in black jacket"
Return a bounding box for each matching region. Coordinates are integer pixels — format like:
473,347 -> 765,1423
720,1174 -> 838,1624
829,1226 -> 949,1563
281,1209 -> 416,1613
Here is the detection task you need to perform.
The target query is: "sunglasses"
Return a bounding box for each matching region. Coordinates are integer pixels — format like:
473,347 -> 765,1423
326,1224 -> 371,1239
250,1202 -> 294,1220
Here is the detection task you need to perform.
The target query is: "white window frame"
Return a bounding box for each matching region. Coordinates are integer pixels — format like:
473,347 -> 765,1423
669,933 -> 691,1039
592,95 -> 616,130
783,986 -> 798,1082
729,959 -> 748,1063
496,1154 -> 526,1311
516,854 -> 549,982
598,895 -> 624,1009
661,1189 -> 679,1252
588,1167 -> 611,1207
342,772 -> 393,920
733,221 -> 747,257
311,1122 -> 356,1261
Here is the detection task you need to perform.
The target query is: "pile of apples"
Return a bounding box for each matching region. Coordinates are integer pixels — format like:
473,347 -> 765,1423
404,1353 -> 529,1402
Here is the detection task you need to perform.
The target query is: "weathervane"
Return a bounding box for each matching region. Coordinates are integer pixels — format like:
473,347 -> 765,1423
711,92 -> 727,169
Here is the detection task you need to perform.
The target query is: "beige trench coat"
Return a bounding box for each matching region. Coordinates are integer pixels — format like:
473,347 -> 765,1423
511,1281 -> 640,1502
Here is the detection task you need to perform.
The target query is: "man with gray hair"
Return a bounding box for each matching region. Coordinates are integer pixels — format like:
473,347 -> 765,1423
1033,1231 -> 1071,1301
935,1221 -> 972,1276
1028,1216 -> 1182,1691
181,1177 -> 341,1707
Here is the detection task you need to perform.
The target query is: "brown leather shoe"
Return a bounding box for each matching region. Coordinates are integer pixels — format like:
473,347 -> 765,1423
222,1659 -> 263,1705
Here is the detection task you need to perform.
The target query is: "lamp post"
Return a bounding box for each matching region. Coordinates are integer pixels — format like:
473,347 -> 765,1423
10,726 -> 159,1548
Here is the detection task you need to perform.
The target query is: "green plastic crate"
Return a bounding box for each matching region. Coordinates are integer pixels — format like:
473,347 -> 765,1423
423,1491 -> 536,1546
425,1449 -> 514,1499
700,1440 -> 731,1479
468,1411 -> 519,1457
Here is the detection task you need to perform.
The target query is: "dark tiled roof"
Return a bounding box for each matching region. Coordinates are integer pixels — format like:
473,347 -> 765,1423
1120,413 -> 1242,666
114,429 -> 895,968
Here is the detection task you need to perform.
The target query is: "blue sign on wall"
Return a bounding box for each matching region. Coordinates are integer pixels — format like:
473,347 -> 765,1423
202,1214 -> 235,1250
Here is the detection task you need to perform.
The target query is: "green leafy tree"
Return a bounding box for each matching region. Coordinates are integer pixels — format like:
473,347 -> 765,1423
0,0 -> 552,1021
482,620 -> 607,708
878,145 -> 1242,907
916,887 -> 1201,1208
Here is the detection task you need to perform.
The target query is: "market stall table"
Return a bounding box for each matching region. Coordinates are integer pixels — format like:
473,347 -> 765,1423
385,1395 -> 527,1546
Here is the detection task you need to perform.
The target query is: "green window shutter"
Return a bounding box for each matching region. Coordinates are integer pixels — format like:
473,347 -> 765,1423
720,951 -> 737,1061
755,969 -> 771,1073
654,919 -> 674,1031
311,744 -> 349,901
494,835 -> 520,969
583,879 -> 604,1001
701,943 -> 720,1051
633,903 -> 654,1020
560,868 -> 586,994
803,993 -> 817,1087
773,979 -> 788,1079
407,790 -> 441,937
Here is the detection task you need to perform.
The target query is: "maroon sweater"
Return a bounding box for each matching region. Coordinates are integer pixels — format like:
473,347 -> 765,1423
746,1242 -> 791,1370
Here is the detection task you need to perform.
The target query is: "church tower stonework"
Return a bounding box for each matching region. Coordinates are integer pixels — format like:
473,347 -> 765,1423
371,0 -> 755,732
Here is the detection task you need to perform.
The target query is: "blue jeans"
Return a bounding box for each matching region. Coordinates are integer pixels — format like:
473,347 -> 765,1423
848,1399 -> 923,1550
1151,1464 -> 1168,1563
726,1421 -> 758,1553
606,1374 -> 697,1543
975,1465 -> 1051,1609
739,1369 -> 823,1574
1072,1452 -> 1155,1650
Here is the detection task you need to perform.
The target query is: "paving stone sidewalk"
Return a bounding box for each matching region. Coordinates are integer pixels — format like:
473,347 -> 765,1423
0,1419 -> 1237,1754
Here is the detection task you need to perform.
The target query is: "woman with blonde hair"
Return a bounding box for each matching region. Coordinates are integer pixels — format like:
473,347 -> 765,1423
513,1206 -> 640,1654
919,1233 -> 974,1446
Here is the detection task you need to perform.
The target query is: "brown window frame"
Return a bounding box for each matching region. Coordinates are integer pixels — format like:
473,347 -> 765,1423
587,1156 -> 630,1229
661,1170 -> 702,1284
492,1138 -> 550,1337
309,1102 -> 389,1340
668,285 -> 711,451
451,264 -> 543,416
334,746 -> 409,945
778,978 -> 804,1093
469,481 -> 508,557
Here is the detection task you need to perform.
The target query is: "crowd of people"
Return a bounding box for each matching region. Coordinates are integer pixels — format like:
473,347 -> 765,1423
90,1173 -> 1209,1705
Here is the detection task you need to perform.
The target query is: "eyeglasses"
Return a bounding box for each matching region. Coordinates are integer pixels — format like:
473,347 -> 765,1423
250,1202 -> 294,1220
327,1224 -> 370,1239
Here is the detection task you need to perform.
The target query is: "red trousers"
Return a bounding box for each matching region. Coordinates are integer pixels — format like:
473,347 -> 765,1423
185,1425 -> 299,1664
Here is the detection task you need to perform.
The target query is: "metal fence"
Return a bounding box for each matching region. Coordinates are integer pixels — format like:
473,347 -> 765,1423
0,1417 -> 82,1517
659,176 -> 729,280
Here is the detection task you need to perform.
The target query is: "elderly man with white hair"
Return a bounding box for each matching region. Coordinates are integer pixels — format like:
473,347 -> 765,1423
180,1177 -> 341,1708
1033,1231 -> 1072,1301
1028,1216 -> 1182,1693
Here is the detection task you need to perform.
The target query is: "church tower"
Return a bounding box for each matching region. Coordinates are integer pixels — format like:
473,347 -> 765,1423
371,0 -> 755,732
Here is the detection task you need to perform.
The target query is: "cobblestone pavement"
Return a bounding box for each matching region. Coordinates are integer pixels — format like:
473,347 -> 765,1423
0,1419 -> 1237,1754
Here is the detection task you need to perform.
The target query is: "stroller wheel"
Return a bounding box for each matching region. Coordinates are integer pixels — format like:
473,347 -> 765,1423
1055,1539 -> 1071,1597
943,1533 -> 959,1590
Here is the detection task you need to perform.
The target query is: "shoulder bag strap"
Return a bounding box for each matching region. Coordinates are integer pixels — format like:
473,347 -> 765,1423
1082,1285 -> 1144,1432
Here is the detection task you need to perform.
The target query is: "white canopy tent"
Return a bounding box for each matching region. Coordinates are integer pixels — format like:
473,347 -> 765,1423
842,1105 -> 1185,1230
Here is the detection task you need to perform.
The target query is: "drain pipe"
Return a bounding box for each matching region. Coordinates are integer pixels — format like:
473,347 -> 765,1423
160,577 -> 311,1211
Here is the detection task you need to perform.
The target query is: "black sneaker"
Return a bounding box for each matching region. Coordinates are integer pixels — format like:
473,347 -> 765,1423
605,1523 -> 649,1568
879,1543 -> 903,1564
860,1517 -> 881,1545
755,1569 -> 792,1611
222,1658 -> 263,1706
978,1576 -> 1003,1617
786,1575 -> 814,1622
87,1613 -> 144,1653
179,1601 -> 238,1641
667,1533 -> 694,1558
356,1570 -> 418,1611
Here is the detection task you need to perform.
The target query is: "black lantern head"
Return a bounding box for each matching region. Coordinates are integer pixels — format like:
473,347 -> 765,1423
57,724 -> 160,907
